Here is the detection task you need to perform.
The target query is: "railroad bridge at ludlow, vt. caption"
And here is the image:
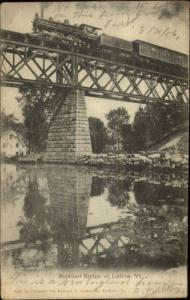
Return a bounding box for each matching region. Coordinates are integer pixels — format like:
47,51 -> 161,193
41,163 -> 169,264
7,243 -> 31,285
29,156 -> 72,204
0,15 -> 189,162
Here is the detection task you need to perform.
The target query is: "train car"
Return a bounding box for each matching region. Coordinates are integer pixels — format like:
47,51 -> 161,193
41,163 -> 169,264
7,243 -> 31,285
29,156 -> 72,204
99,34 -> 133,62
133,40 -> 188,69
99,34 -> 132,53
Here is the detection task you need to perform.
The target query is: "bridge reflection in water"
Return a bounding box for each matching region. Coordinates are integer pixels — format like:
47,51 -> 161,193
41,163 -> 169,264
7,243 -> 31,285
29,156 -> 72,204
1,164 -> 187,270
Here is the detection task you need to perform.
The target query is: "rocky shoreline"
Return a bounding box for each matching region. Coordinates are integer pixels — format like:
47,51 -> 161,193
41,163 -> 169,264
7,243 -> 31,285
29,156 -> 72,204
16,151 -> 188,172
74,151 -> 188,172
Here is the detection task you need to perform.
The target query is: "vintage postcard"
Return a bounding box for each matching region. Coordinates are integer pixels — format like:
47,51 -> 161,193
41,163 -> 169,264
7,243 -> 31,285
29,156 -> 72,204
1,1 -> 189,299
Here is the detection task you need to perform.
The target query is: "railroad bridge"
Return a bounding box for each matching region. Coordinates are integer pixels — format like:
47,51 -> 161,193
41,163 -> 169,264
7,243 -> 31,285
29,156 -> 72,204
0,17 -> 189,161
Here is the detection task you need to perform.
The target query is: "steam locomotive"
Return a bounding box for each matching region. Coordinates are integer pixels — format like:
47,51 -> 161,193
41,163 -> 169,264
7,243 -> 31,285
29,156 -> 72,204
31,15 -> 188,76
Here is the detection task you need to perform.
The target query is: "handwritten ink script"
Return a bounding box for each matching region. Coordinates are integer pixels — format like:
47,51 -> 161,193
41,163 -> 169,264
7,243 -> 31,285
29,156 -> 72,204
47,2 -> 182,41
2,269 -> 187,299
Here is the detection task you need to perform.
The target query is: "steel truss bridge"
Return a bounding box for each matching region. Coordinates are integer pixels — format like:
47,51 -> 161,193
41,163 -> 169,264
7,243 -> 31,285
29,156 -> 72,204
0,29 -> 189,105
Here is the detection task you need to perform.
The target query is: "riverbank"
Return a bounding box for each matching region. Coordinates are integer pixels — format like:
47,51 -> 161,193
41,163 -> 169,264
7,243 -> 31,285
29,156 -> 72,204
75,151 -> 188,171
17,151 -> 188,172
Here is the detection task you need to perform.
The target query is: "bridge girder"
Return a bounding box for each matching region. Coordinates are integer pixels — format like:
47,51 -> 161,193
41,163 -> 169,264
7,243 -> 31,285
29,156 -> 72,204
0,30 -> 189,105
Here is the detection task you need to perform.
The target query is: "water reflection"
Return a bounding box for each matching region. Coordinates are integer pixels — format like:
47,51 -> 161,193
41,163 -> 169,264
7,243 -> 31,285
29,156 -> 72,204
47,166 -> 91,267
107,179 -> 132,208
134,180 -> 187,206
90,177 -> 105,197
1,164 -> 187,270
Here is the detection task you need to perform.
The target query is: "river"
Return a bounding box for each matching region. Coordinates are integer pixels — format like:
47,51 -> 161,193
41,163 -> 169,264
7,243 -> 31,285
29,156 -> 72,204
1,163 -> 187,271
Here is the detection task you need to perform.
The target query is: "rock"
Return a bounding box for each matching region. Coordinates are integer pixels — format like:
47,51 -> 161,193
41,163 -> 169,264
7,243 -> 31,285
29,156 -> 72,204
181,159 -> 188,165
148,217 -> 156,221
183,216 -> 187,223
170,154 -> 183,163
73,151 -> 187,171
148,153 -> 161,159
133,154 -> 152,163
164,153 -> 173,160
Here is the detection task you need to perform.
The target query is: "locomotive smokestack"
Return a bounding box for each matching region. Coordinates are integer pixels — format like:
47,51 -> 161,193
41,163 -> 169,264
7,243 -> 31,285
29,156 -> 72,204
41,3 -> 44,18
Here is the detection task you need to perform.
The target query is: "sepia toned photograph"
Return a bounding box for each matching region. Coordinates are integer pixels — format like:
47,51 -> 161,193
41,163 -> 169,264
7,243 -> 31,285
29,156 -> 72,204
0,1 -> 189,299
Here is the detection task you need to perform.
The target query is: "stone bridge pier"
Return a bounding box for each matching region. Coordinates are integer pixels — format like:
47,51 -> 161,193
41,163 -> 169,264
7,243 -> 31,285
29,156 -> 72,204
46,89 -> 92,162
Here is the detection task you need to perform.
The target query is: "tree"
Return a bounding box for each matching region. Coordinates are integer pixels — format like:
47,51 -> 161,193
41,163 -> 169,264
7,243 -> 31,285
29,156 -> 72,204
16,87 -> 60,153
22,101 -> 48,153
106,107 -> 130,153
88,117 -> 108,153
131,106 -> 150,151
132,102 -> 188,151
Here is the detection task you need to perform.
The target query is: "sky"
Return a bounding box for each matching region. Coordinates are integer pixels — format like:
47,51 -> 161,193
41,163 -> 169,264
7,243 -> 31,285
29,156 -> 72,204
1,1 -> 189,124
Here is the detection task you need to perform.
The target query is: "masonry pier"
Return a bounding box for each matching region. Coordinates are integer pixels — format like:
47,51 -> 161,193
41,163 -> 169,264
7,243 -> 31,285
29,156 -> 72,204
46,89 -> 92,162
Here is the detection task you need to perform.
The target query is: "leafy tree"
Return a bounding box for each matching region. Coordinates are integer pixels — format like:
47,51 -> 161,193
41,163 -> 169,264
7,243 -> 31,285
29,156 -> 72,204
132,102 -> 188,151
106,107 -> 130,153
131,106 -> 150,151
89,117 -> 108,153
16,88 -> 61,153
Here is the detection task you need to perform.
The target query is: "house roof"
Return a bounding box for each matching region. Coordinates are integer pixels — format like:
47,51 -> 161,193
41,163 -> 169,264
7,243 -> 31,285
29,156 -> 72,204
1,129 -> 24,142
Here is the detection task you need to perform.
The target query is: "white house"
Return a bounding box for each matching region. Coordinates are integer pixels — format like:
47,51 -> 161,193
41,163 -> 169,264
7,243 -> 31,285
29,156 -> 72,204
1,130 -> 27,158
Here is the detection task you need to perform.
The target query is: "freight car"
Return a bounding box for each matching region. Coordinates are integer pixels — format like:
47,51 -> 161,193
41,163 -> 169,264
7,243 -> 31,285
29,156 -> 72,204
99,34 -> 132,56
98,34 -> 133,63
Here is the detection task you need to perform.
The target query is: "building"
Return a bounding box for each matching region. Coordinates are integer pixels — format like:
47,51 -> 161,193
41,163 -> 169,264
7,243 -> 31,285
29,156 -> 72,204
1,130 -> 27,159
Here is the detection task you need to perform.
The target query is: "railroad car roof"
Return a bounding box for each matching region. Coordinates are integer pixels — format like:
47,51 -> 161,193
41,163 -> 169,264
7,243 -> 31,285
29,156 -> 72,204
134,39 -> 187,56
100,33 -> 131,42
